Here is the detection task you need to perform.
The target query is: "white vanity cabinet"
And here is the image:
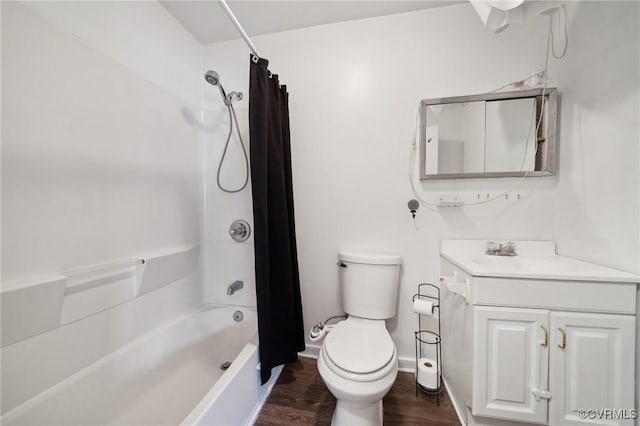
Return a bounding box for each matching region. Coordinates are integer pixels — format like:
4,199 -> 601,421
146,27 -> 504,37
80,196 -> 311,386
439,240 -> 638,426
472,306 -> 550,424
548,312 -> 635,426
472,307 -> 635,426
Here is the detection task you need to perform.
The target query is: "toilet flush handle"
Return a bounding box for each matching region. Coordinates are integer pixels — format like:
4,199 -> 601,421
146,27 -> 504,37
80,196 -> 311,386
337,261 -> 347,268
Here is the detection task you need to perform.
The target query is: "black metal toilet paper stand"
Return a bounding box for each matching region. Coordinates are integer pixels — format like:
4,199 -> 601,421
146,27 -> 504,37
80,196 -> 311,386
413,283 -> 443,405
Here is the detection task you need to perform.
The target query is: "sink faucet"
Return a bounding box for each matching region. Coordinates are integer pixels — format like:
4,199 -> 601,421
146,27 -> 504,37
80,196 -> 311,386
227,280 -> 244,295
486,241 -> 517,256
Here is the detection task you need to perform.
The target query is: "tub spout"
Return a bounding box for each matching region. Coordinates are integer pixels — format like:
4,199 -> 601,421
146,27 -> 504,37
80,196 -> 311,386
227,280 -> 244,295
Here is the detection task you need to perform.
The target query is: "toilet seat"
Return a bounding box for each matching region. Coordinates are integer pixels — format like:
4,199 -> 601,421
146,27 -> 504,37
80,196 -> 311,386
322,318 -> 396,382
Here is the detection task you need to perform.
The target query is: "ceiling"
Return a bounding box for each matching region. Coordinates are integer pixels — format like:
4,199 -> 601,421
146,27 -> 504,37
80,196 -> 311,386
161,0 -> 462,45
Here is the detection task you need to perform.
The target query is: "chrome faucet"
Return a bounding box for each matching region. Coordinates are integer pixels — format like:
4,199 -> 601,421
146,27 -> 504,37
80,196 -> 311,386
227,280 -> 244,295
486,241 -> 517,256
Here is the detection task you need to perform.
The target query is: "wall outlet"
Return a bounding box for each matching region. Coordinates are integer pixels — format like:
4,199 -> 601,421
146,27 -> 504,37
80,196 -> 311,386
530,70 -> 545,87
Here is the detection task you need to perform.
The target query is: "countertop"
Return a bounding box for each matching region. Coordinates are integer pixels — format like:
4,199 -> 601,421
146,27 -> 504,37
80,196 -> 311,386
440,240 -> 640,283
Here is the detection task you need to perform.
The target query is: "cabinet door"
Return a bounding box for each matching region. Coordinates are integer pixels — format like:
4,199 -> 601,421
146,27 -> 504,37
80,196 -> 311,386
473,306 -> 550,424
549,312 -> 635,426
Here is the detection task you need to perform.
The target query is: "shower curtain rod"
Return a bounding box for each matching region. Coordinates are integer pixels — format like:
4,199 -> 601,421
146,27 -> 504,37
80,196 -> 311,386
218,0 -> 262,61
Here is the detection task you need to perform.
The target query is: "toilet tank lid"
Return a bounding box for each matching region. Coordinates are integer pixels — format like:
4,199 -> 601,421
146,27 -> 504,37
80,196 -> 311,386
338,251 -> 402,265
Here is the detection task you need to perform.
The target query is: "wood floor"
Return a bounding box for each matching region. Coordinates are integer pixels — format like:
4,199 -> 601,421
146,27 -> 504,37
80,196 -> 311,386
255,357 -> 460,426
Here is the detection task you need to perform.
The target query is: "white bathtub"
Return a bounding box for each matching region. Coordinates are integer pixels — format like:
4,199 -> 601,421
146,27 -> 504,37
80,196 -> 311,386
2,305 -> 281,426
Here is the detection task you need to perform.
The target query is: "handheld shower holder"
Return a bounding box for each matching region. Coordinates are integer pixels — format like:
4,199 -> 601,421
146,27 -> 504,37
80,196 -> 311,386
226,91 -> 243,105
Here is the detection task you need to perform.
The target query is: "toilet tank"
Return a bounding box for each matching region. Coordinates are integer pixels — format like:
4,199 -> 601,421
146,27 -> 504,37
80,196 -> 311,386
337,251 -> 402,320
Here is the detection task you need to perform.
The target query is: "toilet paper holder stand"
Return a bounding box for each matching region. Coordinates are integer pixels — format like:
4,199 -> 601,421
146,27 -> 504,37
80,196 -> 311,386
412,283 -> 443,405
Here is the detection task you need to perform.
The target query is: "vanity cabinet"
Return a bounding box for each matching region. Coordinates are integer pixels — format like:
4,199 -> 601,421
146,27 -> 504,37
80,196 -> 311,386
439,240 -> 638,426
473,307 -> 549,424
548,312 -> 635,426
473,307 -> 635,426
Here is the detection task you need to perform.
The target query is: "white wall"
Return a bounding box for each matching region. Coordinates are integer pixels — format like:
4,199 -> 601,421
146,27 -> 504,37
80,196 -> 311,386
551,1 -> 639,275
203,3 -> 560,365
1,1 -> 206,412
2,2 -> 204,280
547,0 -> 640,414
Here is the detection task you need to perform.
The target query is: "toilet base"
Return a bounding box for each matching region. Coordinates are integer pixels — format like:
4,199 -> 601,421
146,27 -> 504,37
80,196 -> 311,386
331,399 -> 383,426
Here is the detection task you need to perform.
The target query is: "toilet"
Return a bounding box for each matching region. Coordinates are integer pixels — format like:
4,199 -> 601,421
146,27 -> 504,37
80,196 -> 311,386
317,251 -> 402,426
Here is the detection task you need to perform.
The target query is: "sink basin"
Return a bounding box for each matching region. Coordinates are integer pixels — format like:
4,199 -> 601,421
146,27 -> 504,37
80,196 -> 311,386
472,255 -> 522,269
472,254 -> 584,273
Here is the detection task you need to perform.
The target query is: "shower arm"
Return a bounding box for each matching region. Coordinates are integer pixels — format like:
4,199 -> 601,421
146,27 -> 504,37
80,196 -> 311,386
217,0 -> 262,62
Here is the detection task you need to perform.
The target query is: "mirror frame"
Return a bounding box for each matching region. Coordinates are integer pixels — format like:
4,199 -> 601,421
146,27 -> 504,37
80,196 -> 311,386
419,88 -> 557,180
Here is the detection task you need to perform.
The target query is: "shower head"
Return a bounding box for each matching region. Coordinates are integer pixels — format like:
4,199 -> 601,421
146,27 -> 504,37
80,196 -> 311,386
204,70 -> 229,104
204,69 -> 243,106
204,70 -> 220,86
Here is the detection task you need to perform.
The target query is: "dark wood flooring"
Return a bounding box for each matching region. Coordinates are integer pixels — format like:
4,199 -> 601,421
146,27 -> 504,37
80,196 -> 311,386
255,357 -> 460,425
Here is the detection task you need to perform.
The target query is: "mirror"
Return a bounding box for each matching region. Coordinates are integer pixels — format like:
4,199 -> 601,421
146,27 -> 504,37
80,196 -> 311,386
419,88 -> 557,179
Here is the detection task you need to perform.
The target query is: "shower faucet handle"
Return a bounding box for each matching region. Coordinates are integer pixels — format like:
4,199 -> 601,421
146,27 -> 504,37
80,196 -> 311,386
229,219 -> 251,242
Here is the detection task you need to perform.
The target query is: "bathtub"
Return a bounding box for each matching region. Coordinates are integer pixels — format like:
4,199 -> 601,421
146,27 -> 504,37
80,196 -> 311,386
2,305 -> 281,426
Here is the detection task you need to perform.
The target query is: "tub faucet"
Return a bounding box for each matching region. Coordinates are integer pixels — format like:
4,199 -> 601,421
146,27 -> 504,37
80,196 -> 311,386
227,280 -> 244,295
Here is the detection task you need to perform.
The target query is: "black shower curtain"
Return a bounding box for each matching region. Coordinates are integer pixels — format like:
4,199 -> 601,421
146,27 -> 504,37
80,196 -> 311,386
249,56 -> 305,384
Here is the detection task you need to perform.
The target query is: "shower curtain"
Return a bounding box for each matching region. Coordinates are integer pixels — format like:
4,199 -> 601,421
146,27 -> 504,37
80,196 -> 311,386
249,56 -> 305,385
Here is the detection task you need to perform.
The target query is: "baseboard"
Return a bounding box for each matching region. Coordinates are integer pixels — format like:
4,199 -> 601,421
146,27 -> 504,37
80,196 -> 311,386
397,356 -> 415,373
299,344 -> 320,359
245,364 -> 284,426
443,377 -> 466,426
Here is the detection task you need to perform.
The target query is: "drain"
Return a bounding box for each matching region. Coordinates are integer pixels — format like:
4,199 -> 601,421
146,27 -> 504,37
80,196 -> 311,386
220,361 -> 232,371
233,310 -> 244,322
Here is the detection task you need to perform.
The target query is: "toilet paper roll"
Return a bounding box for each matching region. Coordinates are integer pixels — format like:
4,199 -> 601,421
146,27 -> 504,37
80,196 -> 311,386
416,357 -> 438,390
413,299 -> 434,316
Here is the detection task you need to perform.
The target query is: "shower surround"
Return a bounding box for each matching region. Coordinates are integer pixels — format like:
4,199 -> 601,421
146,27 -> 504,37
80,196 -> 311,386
1,1 -> 270,424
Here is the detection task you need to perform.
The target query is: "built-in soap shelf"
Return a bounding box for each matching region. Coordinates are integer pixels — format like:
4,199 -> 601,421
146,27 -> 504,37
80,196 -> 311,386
1,246 -> 199,347
61,258 -> 144,326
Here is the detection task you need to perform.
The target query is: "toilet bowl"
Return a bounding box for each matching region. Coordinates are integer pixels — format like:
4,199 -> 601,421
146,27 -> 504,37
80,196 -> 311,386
317,251 -> 402,425
317,317 -> 398,426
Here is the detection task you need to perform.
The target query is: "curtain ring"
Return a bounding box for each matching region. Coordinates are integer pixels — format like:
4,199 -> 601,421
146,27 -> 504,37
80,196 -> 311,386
251,54 -> 259,64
